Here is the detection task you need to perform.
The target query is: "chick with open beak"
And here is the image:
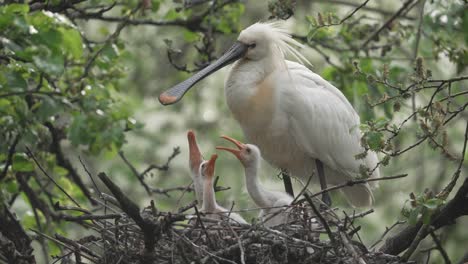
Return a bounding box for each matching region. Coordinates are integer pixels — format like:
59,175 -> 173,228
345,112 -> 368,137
187,130 -> 204,206
200,154 -> 247,225
217,136 -> 294,227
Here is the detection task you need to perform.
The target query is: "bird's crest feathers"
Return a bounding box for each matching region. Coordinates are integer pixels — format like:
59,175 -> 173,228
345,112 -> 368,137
242,22 -> 311,66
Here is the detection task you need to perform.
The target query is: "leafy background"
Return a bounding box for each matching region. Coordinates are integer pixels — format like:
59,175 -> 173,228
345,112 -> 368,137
0,0 -> 467,263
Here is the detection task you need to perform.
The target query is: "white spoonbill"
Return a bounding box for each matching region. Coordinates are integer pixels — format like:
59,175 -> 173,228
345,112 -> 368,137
200,154 -> 247,224
187,130 -> 204,205
217,135 -> 294,227
160,22 -> 379,207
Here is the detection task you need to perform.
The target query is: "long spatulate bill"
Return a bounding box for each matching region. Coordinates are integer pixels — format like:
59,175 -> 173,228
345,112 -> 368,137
158,41 -> 248,105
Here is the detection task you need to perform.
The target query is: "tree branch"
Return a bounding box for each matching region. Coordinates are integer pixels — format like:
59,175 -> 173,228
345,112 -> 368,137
361,0 -> 416,48
379,176 -> 468,255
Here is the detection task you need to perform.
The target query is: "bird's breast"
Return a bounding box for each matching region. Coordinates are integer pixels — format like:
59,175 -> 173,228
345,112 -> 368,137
225,70 -> 276,129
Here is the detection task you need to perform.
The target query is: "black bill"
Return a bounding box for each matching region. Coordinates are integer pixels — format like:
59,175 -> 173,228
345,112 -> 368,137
159,41 -> 248,105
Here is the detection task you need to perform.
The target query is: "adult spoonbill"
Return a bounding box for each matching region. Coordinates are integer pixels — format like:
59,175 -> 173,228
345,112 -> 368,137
217,135 -> 294,227
187,130 -> 204,205
200,154 -> 247,224
160,22 -> 380,207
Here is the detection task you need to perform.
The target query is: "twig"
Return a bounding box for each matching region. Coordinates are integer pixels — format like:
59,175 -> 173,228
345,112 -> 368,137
339,231 -> 367,264
193,205 -> 214,247
311,0 -> 417,20
45,122 -> 95,205
26,146 -> 81,208
304,193 -> 337,247
0,135 -> 20,181
292,172 -> 314,204
412,0 -> 426,121
227,223 -> 246,264
380,177 -> 468,255
429,230 -> 451,264
97,172 -> 156,253
119,151 -> 152,195
370,220 -> 405,249
296,174 -> 408,203
439,121 -> 468,198
55,234 -> 100,258
31,229 -> 97,262
362,0 -> 415,48
338,0 -> 370,24
140,147 -> 181,177
401,224 -> 430,260
0,91 -> 62,99
173,232 -> 237,264
78,156 -> 102,197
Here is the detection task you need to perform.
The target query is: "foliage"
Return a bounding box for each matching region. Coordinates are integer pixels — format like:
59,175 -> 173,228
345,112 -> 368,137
0,0 -> 467,263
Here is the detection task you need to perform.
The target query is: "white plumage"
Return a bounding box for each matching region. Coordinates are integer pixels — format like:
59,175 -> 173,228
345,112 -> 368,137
162,22 -> 381,207
224,23 -> 379,207
187,130 -> 204,206
200,154 -> 248,224
217,136 -> 294,227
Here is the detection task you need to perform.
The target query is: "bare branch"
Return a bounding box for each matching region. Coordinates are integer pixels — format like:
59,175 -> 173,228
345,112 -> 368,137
362,0 -> 416,48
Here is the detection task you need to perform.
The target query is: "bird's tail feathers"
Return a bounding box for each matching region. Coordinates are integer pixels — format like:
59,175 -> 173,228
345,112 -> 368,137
341,183 -> 374,207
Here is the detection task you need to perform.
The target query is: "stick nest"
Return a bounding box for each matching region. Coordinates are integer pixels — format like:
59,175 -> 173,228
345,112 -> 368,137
45,173 -> 412,264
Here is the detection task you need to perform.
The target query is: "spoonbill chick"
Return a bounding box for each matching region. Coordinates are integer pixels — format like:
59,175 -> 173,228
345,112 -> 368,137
187,130 -> 204,205
160,22 -> 379,207
200,154 -> 247,224
217,136 -> 294,227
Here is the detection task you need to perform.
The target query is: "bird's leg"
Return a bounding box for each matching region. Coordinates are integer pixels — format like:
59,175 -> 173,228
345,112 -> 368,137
315,159 -> 331,207
281,169 -> 294,197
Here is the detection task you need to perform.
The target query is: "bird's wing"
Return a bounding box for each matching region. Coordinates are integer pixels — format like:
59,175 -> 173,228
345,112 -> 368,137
277,61 -> 378,180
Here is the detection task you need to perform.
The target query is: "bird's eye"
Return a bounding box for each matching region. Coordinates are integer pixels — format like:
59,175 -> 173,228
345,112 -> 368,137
249,43 -> 256,49
246,147 -> 251,153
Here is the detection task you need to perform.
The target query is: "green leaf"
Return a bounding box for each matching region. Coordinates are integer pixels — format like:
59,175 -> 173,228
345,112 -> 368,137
33,53 -> 64,75
422,210 -> 432,224
183,30 -> 199,42
5,3 -> 30,14
423,198 -> 444,210
5,181 -> 18,193
367,131 -> 384,151
35,95 -> 61,121
12,153 -> 34,172
408,207 -> 420,225
59,27 -> 83,58
151,0 -> 160,12
164,9 -> 180,20
5,71 -> 27,91
68,114 -> 89,146
53,165 -> 69,177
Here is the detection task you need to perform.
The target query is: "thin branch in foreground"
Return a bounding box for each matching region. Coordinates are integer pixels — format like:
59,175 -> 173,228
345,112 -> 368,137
304,193 -> 337,249
439,121 -> 468,198
26,146 -> 81,208
429,230 -> 451,264
295,174 -> 408,204
119,151 -> 152,195
78,156 -> 102,197
0,135 -> 20,181
361,0 -> 415,48
370,220 -> 405,249
45,122 -> 96,205
379,177 -> 468,255
119,147 -> 181,196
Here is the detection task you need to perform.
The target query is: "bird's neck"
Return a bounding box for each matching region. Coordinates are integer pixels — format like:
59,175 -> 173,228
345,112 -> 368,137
192,173 -> 204,206
245,159 -> 271,208
202,177 -> 217,212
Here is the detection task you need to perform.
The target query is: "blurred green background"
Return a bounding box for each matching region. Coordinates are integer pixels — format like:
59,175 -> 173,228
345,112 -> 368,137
1,0 -> 467,263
